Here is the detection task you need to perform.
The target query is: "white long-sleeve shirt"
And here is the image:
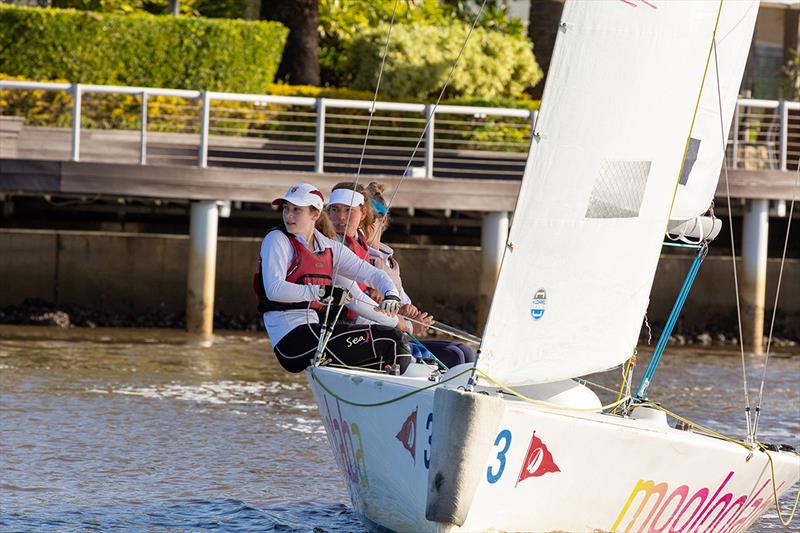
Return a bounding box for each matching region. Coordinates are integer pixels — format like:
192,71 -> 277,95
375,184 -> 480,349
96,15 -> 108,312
260,229 -> 399,344
369,243 -> 412,305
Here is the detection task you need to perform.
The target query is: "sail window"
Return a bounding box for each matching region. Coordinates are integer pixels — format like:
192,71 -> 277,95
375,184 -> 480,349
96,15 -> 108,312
584,160 -> 651,219
678,137 -> 700,185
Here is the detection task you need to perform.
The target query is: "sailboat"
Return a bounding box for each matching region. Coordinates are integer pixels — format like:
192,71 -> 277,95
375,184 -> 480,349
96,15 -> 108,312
307,1 -> 800,531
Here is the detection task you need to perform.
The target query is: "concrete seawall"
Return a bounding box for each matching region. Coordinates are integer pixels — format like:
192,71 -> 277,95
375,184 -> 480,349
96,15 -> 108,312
1,229 -> 797,337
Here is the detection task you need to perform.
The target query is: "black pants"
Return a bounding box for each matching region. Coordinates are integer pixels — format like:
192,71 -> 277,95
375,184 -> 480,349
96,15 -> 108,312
273,323 -> 412,373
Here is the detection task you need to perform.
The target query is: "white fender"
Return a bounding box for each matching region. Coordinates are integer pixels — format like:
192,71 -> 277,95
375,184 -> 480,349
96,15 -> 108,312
425,387 -> 506,526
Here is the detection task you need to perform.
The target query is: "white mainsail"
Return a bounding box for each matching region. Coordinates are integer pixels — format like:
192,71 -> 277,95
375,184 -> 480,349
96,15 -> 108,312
669,0 -> 759,221
478,1 -> 754,386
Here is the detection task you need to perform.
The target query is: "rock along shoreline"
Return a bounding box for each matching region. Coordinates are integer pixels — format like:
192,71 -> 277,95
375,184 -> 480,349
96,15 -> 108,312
0,298 -> 797,348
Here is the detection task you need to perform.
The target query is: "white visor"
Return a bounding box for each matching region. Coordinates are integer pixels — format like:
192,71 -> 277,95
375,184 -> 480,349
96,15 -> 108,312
328,188 -> 365,207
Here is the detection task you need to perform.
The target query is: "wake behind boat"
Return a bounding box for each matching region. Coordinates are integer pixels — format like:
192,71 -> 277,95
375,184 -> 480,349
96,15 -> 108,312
306,1 -> 800,531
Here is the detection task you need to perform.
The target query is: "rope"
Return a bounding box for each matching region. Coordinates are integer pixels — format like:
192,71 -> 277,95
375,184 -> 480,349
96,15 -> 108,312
616,355 -> 635,404
310,365 -> 628,412
309,366 -> 474,407
476,370 -> 631,413
757,442 -> 800,526
635,400 -> 800,527
752,164 -> 798,439
712,38 -> 753,440
310,362 -> 798,525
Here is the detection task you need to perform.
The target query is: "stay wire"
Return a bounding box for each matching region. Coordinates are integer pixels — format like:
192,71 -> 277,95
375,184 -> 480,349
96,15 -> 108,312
319,0 -> 488,358
752,159 -> 799,439
317,0 -> 400,363
713,38 -> 753,440
355,0 -> 400,180
384,0 -> 489,214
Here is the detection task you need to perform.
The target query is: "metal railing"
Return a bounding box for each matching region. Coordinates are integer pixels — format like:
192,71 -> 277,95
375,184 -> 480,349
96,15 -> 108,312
0,80 -> 536,180
730,99 -> 800,172
1,80 -> 799,178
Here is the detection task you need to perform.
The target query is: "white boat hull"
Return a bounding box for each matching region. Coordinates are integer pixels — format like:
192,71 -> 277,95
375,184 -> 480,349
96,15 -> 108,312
308,366 -> 800,533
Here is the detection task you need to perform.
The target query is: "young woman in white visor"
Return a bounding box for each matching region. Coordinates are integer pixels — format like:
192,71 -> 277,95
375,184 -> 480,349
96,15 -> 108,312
254,183 -> 411,373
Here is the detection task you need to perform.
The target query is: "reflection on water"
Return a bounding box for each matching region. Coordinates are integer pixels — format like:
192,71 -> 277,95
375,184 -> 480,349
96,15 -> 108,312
0,325 -> 797,532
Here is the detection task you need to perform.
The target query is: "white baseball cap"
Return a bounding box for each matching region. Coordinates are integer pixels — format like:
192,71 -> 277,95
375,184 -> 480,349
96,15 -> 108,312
272,183 -> 325,211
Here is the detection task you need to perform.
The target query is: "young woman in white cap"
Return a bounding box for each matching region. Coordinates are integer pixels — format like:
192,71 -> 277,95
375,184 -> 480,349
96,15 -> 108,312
254,182 -> 412,373
327,182 -> 373,274
326,181 -> 420,333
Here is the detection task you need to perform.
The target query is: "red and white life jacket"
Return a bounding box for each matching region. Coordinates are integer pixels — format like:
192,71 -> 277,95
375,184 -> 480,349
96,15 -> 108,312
343,229 -> 370,292
253,226 -> 333,313
337,229 -> 375,322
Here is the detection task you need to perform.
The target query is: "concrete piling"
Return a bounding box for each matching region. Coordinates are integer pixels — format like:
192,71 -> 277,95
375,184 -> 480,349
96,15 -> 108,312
186,200 -> 219,336
478,211 -> 509,331
741,199 -> 769,354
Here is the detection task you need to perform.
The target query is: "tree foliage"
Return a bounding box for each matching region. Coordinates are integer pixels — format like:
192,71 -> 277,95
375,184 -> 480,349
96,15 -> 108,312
344,23 -> 541,100
318,0 -> 530,91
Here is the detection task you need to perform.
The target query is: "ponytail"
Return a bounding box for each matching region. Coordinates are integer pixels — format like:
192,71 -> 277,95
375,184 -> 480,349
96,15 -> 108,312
313,208 -> 336,238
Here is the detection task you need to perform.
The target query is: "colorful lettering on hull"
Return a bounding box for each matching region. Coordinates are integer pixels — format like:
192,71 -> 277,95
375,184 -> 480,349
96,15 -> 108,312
320,396 -> 369,487
611,471 -> 785,533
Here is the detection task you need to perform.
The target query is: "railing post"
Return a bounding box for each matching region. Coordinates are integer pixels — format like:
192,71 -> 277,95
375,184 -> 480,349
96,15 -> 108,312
425,104 -> 435,178
731,102 -> 740,169
140,91 -> 148,165
779,100 -> 788,171
315,97 -> 326,173
198,91 -> 210,168
70,83 -> 82,162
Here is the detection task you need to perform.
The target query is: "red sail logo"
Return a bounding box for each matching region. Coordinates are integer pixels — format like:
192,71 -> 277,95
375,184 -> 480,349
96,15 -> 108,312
396,407 -> 418,463
516,431 -> 560,486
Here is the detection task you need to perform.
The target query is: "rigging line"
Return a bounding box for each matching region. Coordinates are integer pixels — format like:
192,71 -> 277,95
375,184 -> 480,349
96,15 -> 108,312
753,159 -> 799,439
316,1 -> 400,363
758,442 -> 800,527
344,293 -> 481,345
664,0 -> 725,226
384,0 -> 490,213
712,38 -> 753,440
354,0 -> 400,179
318,0 -> 488,359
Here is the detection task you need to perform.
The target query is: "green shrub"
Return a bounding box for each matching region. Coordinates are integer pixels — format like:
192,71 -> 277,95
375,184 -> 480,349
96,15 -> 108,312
319,0 -> 453,85
0,5 -> 287,92
344,23 -> 541,100
318,0 -> 527,88
51,0 -> 252,19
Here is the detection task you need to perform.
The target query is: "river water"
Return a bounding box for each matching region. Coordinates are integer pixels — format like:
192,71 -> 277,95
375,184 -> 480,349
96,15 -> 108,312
0,325 -> 797,532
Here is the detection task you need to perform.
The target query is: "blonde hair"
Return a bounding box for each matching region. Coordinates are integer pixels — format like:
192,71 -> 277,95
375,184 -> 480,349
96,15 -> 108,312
363,182 -> 390,243
313,207 -> 336,238
366,181 -> 388,205
330,181 -> 374,230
